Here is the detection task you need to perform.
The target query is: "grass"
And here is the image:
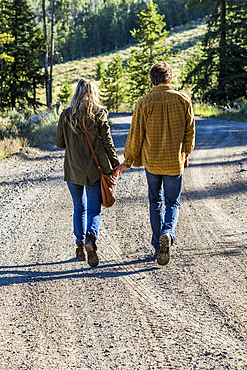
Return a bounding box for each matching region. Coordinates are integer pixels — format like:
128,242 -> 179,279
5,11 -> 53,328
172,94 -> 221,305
0,105 -> 64,159
0,137 -> 27,160
192,100 -> 247,121
193,103 -> 220,117
27,104 -> 64,147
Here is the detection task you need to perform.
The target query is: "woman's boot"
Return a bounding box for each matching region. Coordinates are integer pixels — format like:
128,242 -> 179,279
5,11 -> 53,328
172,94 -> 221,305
84,233 -> 99,267
76,242 -> 86,261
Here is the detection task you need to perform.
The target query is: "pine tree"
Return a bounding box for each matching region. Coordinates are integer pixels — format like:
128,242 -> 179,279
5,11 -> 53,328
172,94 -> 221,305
58,76 -> 73,105
1,0 -> 45,109
100,53 -> 126,113
42,0 -> 49,107
127,0 -> 171,105
181,42 -> 204,88
95,57 -> 104,81
0,0 -> 14,110
185,0 -> 247,104
224,0 -> 247,102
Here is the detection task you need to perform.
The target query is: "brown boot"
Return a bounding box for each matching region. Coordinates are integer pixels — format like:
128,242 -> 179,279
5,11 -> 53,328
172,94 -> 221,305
76,242 -> 86,261
84,233 -> 99,267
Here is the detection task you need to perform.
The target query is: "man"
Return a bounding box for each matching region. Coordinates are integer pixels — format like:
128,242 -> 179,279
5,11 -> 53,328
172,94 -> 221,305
116,62 -> 195,266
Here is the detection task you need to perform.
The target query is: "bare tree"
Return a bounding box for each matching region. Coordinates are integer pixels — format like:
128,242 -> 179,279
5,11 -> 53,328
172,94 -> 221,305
42,0 -> 50,107
49,0 -> 55,107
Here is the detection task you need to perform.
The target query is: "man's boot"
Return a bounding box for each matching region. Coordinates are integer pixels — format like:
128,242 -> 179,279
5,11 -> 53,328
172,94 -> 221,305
157,232 -> 171,266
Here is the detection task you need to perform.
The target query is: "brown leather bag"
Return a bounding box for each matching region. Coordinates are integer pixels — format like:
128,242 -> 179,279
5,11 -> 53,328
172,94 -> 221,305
82,119 -> 116,208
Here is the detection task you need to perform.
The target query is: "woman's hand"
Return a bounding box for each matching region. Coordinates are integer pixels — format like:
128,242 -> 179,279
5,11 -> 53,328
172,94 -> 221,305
114,164 -> 127,175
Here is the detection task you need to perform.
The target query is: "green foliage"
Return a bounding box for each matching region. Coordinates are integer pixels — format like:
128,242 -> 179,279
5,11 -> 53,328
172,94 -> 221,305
36,0 -> 207,61
183,0 -> 247,104
2,16 -> 247,160
127,47 -> 152,107
181,42 -> 203,87
0,33 -> 14,64
28,105 -> 64,146
0,104 -> 63,154
0,0 -> 46,110
57,77 -> 73,104
130,0 -> 169,58
156,0 -> 209,28
127,0 -> 171,104
193,102 -> 220,116
0,108 -> 34,140
100,53 -> 126,112
0,0 -> 14,63
95,57 -> 104,81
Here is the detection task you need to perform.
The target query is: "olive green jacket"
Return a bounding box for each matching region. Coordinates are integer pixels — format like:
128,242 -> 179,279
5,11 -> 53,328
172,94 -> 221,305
55,107 -> 120,186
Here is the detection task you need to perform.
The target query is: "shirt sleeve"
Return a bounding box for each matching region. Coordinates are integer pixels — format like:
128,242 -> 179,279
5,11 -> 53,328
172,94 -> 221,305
99,116 -> 120,168
55,112 -> 66,148
183,100 -> 195,155
123,102 -> 146,168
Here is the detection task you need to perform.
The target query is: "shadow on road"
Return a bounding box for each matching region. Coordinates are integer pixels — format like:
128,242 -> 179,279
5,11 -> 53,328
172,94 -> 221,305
0,257 -> 159,287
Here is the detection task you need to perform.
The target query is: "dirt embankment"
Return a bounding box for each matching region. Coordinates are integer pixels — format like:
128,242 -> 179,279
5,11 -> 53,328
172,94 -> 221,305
0,115 -> 246,369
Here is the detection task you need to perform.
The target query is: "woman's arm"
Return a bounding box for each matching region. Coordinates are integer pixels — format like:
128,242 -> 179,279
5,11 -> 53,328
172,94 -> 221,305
99,116 -> 120,168
55,112 -> 66,148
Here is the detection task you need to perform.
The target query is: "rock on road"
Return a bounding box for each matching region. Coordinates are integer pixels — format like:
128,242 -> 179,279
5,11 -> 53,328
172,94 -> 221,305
0,113 -> 246,369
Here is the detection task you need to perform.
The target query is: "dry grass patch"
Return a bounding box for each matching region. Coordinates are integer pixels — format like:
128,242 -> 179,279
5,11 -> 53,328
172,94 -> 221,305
0,137 -> 27,160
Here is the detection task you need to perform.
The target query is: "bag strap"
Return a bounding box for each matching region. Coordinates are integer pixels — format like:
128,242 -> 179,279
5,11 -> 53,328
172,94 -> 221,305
81,118 -> 101,171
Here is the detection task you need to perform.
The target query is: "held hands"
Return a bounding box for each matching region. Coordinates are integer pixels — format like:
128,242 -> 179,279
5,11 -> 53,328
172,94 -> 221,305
184,153 -> 189,168
113,164 -> 127,176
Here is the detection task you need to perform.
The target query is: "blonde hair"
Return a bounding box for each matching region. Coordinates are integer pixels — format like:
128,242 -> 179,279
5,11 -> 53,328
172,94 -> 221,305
66,78 -> 104,131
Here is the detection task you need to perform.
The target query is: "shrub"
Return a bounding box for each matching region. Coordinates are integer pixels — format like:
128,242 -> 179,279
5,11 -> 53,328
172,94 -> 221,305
0,137 -> 27,160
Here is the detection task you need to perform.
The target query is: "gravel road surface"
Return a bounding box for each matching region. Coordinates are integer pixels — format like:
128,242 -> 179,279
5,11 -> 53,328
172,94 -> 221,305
0,114 -> 246,369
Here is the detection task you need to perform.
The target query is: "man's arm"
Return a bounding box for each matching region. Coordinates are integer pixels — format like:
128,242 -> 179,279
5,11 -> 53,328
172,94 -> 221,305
122,102 -> 146,169
183,100 -> 195,156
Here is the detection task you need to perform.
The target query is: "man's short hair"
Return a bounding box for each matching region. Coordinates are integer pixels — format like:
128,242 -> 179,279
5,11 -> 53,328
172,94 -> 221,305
149,62 -> 173,86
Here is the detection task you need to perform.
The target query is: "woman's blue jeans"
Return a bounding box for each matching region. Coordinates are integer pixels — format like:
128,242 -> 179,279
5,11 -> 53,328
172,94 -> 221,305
145,169 -> 183,251
67,180 -> 102,244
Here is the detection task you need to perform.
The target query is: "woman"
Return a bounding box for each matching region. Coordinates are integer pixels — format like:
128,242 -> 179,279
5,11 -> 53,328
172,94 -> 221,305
55,78 -> 119,267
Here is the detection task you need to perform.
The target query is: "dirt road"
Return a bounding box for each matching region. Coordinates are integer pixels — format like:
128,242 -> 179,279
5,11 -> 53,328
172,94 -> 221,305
0,114 -> 246,369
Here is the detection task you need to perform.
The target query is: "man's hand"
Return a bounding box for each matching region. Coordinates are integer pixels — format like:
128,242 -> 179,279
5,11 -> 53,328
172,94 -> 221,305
114,164 -> 127,175
184,153 -> 189,168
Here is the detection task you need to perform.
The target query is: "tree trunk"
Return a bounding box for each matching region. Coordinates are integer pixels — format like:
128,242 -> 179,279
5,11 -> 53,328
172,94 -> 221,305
11,9 -> 18,109
33,77 -> 36,110
0,2 -> 3,111
49,0 -> 55,107
42,0 -> 50,108
0,60 -> 3,111
218,0 -> 227,104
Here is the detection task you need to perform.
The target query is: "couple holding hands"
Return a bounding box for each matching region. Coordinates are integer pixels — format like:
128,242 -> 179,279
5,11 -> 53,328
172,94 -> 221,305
55,62 -> 195,268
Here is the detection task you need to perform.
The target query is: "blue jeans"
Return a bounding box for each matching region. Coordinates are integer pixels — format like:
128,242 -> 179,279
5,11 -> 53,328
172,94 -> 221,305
145,169 -> 183,251
67,181 -> 102,244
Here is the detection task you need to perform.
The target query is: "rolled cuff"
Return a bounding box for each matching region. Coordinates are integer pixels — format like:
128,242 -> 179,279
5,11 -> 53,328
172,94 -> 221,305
123,158 -> 132,168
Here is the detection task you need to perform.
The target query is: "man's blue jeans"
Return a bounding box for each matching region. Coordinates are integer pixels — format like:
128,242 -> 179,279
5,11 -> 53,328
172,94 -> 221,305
145,169 -> 183,251
67,180 -> 102,244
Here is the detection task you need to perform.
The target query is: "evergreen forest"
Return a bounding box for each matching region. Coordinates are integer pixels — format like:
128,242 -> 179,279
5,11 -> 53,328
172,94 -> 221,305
30,0 -> 207,61
0,0 -> 247,157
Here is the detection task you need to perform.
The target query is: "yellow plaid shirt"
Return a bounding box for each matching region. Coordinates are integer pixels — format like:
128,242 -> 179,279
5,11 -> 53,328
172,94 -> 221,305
123,85 -> 195,175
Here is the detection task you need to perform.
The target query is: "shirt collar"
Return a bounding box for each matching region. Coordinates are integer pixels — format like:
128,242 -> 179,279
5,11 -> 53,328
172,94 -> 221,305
151,85 -> 173,92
